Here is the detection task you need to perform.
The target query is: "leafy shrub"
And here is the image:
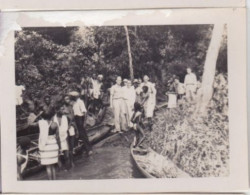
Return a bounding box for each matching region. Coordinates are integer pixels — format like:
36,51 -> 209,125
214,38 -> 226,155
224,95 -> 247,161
145,73 -> 229,177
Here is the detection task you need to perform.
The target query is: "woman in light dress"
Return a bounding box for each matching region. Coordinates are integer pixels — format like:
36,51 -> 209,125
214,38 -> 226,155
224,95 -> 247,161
38,108 -> 61,180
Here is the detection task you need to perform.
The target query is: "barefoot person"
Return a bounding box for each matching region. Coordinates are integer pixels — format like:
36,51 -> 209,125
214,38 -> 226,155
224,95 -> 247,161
38,108 -> 61,180
184,67 -> 197,102
110,76 -> 126,133
131,102 -> 145,147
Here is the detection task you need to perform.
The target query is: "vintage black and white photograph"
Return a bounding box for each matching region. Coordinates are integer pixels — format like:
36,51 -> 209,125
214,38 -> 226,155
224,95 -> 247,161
14,24 -> 229,181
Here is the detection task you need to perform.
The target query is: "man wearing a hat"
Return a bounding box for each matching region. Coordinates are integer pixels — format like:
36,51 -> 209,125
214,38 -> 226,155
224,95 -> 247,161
70,92 -> 93,155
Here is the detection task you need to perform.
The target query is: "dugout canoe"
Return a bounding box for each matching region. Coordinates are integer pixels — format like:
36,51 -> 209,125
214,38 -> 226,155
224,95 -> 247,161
130,139 -> 155,178
130,138 -> 190,178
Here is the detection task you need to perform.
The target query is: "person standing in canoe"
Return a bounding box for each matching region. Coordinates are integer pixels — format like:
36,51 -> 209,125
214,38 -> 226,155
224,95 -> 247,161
70,92 -> 93,156
110,76 -> 126,133
133,79 -> 142,103
131,102 -> 145,147
38,108 -> 61,180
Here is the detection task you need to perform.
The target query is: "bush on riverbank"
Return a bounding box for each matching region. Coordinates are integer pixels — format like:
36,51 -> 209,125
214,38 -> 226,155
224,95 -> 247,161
145,73 -> 229,177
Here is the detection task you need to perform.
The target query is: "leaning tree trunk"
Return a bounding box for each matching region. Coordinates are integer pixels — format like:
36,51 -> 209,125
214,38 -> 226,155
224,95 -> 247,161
198,23 -> 224,113
124,26 -> 134,80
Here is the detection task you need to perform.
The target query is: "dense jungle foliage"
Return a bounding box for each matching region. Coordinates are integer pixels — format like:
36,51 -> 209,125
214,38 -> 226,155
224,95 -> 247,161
15,25 -> 227,107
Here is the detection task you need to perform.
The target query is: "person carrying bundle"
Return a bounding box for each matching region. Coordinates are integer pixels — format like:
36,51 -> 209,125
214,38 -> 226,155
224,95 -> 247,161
131,102 -> 145,148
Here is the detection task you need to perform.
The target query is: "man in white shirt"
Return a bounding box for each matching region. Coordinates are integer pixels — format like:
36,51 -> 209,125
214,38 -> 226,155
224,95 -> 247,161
110,76 -> 126,133
184,67 -> 197,102
122,80 -> 136,128
72,93 -> 92,155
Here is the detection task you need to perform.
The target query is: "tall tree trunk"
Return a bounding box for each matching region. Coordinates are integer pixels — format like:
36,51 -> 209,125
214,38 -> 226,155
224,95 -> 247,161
198,23 -> 224,113
124,26 -> 134,80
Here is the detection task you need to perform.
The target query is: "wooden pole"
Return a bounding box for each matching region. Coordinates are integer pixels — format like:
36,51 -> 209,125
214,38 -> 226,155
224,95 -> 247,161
124,26 -> 134,80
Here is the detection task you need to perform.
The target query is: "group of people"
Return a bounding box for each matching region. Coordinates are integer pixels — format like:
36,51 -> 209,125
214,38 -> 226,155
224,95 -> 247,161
38,92 -> 96,180
17,92 -> 94,180
16,67 -> 199,180
169,67 -> 199,106
110,75 -> 157,147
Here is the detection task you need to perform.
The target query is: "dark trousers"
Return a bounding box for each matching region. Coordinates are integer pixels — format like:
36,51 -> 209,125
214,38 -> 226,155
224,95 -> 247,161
75,115 -> 92,152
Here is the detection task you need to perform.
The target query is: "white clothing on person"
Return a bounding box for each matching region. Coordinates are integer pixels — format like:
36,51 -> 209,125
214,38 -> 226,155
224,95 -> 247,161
173,82 -> 185,95
184,72 -> 197,100
168,93 -> 177,108
141,82 -> 156,118
110,84 -> 126,132
73,98 -> 87,116
123,86 -> 136,127
92,80 -> 103,99
38,120 -> 59,165
53,115 -> 69,151
16,85 -> 25,105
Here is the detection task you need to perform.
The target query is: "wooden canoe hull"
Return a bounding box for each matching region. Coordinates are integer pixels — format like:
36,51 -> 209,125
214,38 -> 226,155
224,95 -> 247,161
130,140 -> 155,178
130,138 -> 190,178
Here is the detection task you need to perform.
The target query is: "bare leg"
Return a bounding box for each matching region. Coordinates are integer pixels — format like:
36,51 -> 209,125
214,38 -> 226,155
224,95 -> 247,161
136,125 -> 145,147
57,156 -> 63,171
69,151 -> 75,168
63,150 -> 70,170
46,165 -> 53,180
52,165 -> 56,180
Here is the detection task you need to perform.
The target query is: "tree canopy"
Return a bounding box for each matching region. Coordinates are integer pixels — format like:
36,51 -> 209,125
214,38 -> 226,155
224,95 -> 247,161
15,25 -> 227,103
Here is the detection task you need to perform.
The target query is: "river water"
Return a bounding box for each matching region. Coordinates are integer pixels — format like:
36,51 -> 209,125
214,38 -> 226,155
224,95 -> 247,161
25,108 -> 144,180
25,137 -> 144,180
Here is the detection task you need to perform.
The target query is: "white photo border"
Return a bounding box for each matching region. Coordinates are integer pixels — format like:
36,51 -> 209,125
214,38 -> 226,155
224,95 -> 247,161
0,8 -> 248,193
